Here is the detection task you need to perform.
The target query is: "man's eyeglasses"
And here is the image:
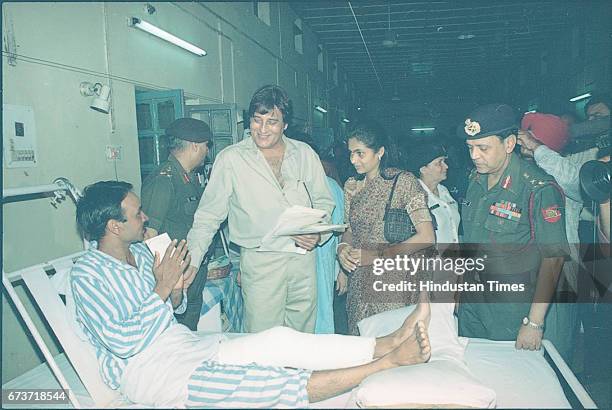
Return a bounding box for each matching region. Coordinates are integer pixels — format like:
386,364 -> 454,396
300,180 -> 313,208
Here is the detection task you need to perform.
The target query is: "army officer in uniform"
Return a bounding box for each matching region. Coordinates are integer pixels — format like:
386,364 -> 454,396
141,118 -> 212,330
457,104 -> 569,351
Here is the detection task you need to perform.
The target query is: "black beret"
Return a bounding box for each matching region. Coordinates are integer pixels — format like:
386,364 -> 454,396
405,142 -> 447,175
457,103 -> 518,140
165,118 -> 212,143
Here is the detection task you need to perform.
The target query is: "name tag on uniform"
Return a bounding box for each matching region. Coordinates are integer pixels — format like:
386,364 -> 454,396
489,201 -> 522,221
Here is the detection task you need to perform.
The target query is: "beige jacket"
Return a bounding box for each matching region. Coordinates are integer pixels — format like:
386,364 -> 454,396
187,135 -> 335,268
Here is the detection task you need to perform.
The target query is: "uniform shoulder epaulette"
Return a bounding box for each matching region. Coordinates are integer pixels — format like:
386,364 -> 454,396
519,157 -> 553,188
158,163 -> 173,178
521,168 -> 554,190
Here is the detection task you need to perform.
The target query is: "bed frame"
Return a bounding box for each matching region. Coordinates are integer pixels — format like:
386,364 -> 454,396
2,179 -> 118,407
2,179 -> 226,408
2,181 -> 599,409
4,252 -> 599,409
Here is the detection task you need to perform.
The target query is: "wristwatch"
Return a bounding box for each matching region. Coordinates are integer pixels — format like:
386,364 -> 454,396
522,317 -> 544,331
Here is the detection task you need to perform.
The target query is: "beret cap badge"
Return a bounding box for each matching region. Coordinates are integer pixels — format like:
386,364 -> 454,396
464,119 -> 481,136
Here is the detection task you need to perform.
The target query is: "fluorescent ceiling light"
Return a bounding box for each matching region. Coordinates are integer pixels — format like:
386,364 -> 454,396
569,92 -> 591,102
524,110 -> 537,114
129,17 -> 206,56
382,30 -> 398,48
411,127 -> 435,131
314,105 -> 328,113
342,118 -> 350,123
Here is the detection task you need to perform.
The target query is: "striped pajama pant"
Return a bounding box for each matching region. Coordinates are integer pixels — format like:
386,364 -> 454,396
184,326 -> 375,408
186,362 -> 310,408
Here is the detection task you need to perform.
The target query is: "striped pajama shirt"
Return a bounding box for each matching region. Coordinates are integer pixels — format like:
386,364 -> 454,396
70,242 -> 186,389
71,243 -> 312,407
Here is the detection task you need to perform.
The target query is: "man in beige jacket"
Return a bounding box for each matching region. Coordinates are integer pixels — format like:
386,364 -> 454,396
187,85 -> 334,333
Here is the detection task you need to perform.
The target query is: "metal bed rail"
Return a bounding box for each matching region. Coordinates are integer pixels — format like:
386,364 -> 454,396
3,178 -> 85,407
542,339 -> 598,409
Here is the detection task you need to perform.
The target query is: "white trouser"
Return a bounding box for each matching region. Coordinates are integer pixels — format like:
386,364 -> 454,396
219,326 -> 376,370
122,325 -> 375,407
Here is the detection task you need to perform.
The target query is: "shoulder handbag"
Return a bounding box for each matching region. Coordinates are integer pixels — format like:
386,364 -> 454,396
383,173 -> 417,243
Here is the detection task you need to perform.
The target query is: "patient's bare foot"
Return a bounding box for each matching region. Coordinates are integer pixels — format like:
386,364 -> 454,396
373,293 -> 431,358
387,321 -> 431,366
390,292 -> 431,346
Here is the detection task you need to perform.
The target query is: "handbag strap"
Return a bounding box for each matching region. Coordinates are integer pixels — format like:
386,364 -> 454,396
385,172 -> 402,212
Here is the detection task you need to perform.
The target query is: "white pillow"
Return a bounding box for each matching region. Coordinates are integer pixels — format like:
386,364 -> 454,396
356,360 -> 497,408
357,303 -> 467,362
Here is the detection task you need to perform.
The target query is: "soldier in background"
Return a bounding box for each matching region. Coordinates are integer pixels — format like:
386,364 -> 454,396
141,118 -> 212,330
457,104 -> 570,351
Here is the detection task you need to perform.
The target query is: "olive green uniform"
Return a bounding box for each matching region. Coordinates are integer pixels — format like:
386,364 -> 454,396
141,154 -> 208,330
458,153 -> 570,340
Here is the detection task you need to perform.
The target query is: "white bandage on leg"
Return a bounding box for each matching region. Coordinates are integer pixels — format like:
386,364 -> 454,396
218,326 -> 376,370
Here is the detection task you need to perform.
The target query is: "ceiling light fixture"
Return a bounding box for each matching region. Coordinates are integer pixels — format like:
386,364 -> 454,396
314,105 -> 328,113
569,92 -> 591,102
382,4 -> 398,48
129,17 -> 207,56
382,30 -> 398,48
342,118 -> 350,123
457,34 -> 475,40
411,127 -> 436,131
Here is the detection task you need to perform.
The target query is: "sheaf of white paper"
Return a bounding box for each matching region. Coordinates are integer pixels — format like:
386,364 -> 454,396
258,206 -> 346,254
276,223 -> 348,236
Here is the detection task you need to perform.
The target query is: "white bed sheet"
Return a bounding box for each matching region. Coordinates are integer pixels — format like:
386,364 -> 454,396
3,339 -> 574,409
464,338 -> 571,409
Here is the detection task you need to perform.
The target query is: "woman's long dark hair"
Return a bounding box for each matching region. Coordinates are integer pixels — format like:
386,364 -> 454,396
347,120 -> 400,180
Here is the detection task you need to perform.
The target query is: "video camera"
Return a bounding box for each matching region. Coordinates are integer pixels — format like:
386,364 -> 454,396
580,160 -> 610,203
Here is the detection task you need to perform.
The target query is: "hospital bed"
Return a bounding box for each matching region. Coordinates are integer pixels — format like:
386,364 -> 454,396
2,182 -> 598,409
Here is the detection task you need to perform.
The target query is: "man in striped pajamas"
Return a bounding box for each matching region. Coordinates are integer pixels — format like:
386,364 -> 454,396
70,181 -> 431,408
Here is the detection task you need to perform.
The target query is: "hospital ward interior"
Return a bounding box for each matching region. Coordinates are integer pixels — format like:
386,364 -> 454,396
2,1 -> 611,409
